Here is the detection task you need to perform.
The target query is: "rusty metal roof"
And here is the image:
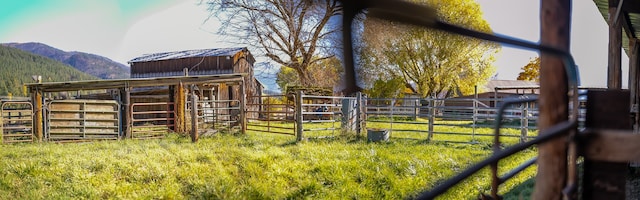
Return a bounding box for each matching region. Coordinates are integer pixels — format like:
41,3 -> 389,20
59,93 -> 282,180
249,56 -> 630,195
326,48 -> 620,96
128,47 -> 248,63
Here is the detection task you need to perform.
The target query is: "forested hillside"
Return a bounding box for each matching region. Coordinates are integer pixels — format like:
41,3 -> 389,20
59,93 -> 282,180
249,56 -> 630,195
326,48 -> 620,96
0,45 -> 97,96
3,42 -> 130,79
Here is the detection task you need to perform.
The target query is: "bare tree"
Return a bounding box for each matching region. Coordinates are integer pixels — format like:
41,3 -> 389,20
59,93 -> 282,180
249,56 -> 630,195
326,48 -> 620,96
204,0 -> 342,86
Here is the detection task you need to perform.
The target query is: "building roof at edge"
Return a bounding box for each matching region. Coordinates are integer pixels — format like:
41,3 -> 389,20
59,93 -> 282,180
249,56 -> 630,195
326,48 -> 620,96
128,47 -> 248,63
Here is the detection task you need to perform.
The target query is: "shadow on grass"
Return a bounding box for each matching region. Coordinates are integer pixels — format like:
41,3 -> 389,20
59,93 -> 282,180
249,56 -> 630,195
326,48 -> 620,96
502,177 -> 535,200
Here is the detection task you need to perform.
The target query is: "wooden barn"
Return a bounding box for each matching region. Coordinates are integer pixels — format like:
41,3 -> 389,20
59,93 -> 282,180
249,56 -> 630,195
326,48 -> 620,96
128,47 -> 263,119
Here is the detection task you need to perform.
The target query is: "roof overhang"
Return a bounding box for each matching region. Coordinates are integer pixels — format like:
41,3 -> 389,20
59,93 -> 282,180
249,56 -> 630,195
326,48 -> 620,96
26,73 -> 247,93
593,0 -> 640,54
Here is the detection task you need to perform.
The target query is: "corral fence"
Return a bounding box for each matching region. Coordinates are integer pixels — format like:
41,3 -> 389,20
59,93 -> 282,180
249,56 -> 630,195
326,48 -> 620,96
246,92 -> 568,143
246,95 -> 296,136
1,101 -> 33,143
189,98 -> 242,134
366,96 -> 540,143
297,93 -> 361,139
46,100 -> 120,142
130,102 -> 173,139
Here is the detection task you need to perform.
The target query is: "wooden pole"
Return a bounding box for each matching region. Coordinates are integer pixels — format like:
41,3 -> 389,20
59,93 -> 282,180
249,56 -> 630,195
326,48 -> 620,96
630,39 -> 640,130
122,87 -> 131,139
295,90 -> 303,142
175,82 -> 186,133
533,0 -> 571,199
428,99 -> 435,141
190,90 -> 199,142
608,0 -> 622,89
32,88 -> 43,142
240,78 -> 247,134
168,85 -> 176,132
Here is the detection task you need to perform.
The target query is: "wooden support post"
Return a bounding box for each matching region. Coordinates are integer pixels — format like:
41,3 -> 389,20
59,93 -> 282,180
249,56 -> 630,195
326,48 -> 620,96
583,90 -> 630,200
32,88 -> 43,142
608,0 -> 622,89
630,39 -> 640,130
356,92 -> 364,137
521,103 -> 529,143
533,0 -> 571,199
295,91 -> 304,142
174,82 -> 186,133
0,105 -> 3,143
168,85 -> 176,132
240,78 -> 246,134
428,99 -> 435,141
190,90 -> 199,143
121,87 -> 131,139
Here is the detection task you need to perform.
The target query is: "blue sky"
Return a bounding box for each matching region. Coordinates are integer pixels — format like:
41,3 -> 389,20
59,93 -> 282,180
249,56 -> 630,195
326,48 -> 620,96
0,0 -> 625,89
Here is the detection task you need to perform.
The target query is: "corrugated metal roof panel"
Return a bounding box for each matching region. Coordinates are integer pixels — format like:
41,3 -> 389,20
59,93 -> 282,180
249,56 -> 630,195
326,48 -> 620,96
128,47 -> 247,63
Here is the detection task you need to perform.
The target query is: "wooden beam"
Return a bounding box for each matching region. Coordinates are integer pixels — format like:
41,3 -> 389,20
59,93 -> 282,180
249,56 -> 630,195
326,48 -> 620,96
175,82 -> 185,133
608,0 -> 623,89
581,129 -> 640,162
582,90 -> 630,200
240,78 -> 247,134
533,0 -> 571,199
121,88 -> 131,138
190,89 -> 199,143
630,39 -> 640,129
32,89 -> 43,142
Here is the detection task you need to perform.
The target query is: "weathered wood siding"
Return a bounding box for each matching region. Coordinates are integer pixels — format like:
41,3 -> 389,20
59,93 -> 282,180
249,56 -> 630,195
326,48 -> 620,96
131,56 -> 234,78
130,49 -> 263,120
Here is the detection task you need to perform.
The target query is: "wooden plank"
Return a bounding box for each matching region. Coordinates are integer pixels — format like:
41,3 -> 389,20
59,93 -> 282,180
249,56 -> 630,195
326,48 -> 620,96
608,0 -> 623,89
581,129 -> 640,162
583,90 -> 630,200
533,0 -> 571,199
631,39 -> 640,128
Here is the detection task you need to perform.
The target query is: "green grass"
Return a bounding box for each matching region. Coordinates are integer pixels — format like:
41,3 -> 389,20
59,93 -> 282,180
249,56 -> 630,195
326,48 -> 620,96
0,127 -> 538,199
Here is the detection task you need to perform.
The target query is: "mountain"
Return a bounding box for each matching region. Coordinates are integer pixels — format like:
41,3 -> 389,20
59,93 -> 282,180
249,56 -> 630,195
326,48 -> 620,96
0,45 -> 98,96
2,42 -> 130,79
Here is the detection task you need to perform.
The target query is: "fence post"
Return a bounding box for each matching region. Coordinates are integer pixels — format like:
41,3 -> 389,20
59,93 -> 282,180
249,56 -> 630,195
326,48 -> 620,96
240,79 -> 247,134
190,91 -> 199,142
0,104 -> 3,143
175,82 -> 185,133
120,87 -> 131,139
520,102 -> 529,143
428,98 -> 435,141
32,89 -> 43,142
295,91 -> 304,142
356,92 -> 364,137
473,86 -> 478,142
414,99 -> 419,121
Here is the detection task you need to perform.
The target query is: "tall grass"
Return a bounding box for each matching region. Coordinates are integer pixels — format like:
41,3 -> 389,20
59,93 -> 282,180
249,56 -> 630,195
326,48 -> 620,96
0,130 -> 537,199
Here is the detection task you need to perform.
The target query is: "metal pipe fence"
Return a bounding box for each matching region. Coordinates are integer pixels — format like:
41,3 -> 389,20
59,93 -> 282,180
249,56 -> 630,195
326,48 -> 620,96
365,97 -> 541,143
297,94 -> 358,139
246,95 -> 296,135
243,94 -> 564,144
190,99 -> 241,133
130,102 -> 174,139
47,100 -> 120,141
1,101 -> 34,143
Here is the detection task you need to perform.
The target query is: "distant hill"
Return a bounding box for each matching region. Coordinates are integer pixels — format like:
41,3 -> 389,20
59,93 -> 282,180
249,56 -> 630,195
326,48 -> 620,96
0,45 -> 98,96
2,42 -> 130,79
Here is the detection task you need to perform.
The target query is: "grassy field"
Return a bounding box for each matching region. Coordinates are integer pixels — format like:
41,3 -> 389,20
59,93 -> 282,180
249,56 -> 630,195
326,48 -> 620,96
1,124 -> 538,199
